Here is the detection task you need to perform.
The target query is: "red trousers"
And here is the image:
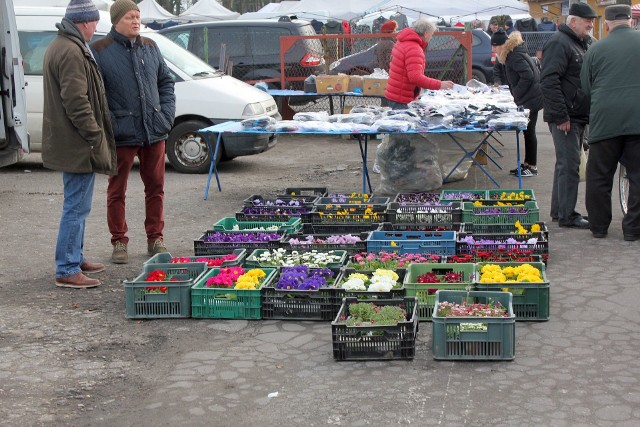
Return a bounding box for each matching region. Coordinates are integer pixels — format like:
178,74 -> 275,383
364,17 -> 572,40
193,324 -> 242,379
107,142 -> 165,245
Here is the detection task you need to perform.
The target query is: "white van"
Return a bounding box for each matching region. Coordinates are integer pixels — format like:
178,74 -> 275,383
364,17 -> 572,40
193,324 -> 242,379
1,0 -> 29,168
15,6 -> 280,173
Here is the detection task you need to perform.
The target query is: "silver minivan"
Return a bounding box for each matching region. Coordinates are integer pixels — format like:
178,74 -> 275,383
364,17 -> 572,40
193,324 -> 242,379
15,6 -> 280,173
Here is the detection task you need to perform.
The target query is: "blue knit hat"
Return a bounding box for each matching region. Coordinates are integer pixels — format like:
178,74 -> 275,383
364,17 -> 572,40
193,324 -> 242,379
65,0 -> 100,23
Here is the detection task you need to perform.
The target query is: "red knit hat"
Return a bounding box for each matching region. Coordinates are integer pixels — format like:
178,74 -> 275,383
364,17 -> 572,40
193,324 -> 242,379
380,20 -> 398,33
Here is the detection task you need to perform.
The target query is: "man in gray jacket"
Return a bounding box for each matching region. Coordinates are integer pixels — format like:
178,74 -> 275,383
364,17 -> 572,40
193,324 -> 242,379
42,0 -> 117,288
580,5 -> 640,241
92,0 -> 175,264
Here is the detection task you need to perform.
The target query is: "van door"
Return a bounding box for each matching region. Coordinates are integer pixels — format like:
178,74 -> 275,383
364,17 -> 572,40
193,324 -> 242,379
0,0 -> 29,167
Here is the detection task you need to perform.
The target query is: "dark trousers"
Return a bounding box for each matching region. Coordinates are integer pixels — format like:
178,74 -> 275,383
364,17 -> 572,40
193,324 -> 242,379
549,122 -> 585,224
107,142 -> 166,245
523,110 -> 539,166
586,135 -> 640,236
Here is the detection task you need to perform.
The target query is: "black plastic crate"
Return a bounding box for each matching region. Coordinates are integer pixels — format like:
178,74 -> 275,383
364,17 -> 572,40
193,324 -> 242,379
194,230 -> 284,256
243,194 -> 319,208
280,187 -> 328,197
386,202 -> 461,226
302,222 -> 381,235
332,297 -> 418,361
379,222 -> 460,232
282,233 -> 369,256
261,286 -> 340,321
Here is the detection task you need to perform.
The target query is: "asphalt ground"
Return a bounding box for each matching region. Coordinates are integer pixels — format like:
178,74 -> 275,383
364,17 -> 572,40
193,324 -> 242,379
0,119 -> 638,427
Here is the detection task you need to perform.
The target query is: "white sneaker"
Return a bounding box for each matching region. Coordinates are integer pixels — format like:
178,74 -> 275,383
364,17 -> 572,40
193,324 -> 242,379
372,162 -> 380,174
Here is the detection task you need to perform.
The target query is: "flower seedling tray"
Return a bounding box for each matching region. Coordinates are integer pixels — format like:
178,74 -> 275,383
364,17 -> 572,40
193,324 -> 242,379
461,201 -> 540,227
332,270 -> 406,317
302,222 -> 381,235
307,210 -> 386,224
487,189 -> 536,202
244,249 -> 347,270
440,189 -> 488,201
280,186 -> 328,197
194,230 -> 285,256
475,262 -> 549,321
213,217 -> 302,234
386,202 -> 461,226
403,263 -> 476,321
191,267 -> 277,319
456,223 -> 549,262
144,249 -> 246,268
366,231 -> 457,256
315,196 -> 390,207
261,286 -> 340,321
393,192 -> 441,205
378,222 -> 460,232
243,194 -> 319,208
332,297 -> 419,361
281,233 -> 368,256
432,290 -> 515,361
123,263 -> 208,319
235,205 -> 315,222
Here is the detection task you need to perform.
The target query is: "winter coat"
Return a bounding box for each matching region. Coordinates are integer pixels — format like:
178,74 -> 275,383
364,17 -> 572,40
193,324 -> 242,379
374,37 -> 395,71
581,26 -> 640,144
495,32 -> 543,112
41,18 -> 116,175
91,28 -> 175,147
540,23 -> 590,125
384,28 -> 442,104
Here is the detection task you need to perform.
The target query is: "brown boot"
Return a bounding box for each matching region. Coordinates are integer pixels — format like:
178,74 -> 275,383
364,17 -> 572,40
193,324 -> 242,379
80,260 -> 105,274
111,241 -> 129,264
55,272 -> 101,289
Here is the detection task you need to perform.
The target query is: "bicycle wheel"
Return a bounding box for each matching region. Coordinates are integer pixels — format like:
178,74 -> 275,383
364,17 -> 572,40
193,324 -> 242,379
619,164 -> 629,215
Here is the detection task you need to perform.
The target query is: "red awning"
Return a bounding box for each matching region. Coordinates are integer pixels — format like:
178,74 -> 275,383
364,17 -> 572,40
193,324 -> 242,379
633,4 -> 640,19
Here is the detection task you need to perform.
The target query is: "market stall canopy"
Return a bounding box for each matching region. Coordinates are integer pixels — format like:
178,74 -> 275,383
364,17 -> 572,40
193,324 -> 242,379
364,0 -> 531,22
239,0 -> 388,21
14,0 -> 113,10
179,0 -> 240,21
138,0 -> 175,24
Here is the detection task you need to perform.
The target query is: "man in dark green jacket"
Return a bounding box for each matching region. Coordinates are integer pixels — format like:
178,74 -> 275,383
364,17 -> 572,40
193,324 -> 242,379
42,0 -> 117,289
580,5 -> 640,241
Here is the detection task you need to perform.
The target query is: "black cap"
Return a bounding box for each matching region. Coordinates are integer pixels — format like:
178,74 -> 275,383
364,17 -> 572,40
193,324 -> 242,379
504,19 -> 513,27
605,5 -> 631,20
569,3 -> 598,19
491,30 -> 508,46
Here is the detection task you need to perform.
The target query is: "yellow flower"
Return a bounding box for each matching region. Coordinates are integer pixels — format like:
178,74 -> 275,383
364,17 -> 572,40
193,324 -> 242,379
374,269 -> 399,281
390,241 -> 397,247
531,223 -> 541,232
347,273 -> 369,282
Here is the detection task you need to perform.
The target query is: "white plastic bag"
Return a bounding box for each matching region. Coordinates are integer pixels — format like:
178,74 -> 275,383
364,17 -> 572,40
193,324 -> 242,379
579,147 -> 587,182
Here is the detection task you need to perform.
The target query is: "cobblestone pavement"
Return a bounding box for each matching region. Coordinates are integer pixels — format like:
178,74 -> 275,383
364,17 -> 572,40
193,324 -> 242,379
1,123 -> 638,427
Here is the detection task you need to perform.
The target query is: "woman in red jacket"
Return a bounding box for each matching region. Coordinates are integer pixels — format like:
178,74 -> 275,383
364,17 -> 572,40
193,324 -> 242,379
384,18 -> 454,109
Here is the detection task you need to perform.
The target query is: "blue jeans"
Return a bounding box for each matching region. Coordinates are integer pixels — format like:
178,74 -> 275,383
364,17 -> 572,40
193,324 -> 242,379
549,123 -> 585,224
56,172 -> 95,278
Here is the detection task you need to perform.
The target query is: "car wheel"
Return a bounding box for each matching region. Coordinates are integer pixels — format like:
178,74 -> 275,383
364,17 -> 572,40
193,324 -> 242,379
471,69 -> 487,84
166,120 -> 221,174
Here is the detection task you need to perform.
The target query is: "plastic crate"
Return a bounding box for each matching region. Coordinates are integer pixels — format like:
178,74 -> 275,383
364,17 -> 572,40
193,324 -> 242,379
315,196 -> 390,206
194,230 -> 284,256
386,202 -> 461,226
190,267 -> 277,319
403,263 -> 476,321
379,222 -> 460,232
213,217 -> 302,234
461,201 -> 540,227
243,194 -> 319,208
332,297 -> 419,361
393,192 -> 441,205
280,187 -> 328,197
456,223 -> 549,262
302,222 -> 381,235
261,286 -> 339,321
282,233 -> 368,256
144,249 -> 246,268
244,249 -> 347,270
432,290 -> 515,361
123,263 -> 208,319
307,211 -> 386,224
475,262 -> 549,321
366,231 -> 457,255
440,189 -> 487,201
487,189 -> 536,202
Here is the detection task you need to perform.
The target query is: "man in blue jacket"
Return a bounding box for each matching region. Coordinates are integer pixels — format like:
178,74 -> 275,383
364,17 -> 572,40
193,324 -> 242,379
92,0 -> 175,264
580,5 -> 640,241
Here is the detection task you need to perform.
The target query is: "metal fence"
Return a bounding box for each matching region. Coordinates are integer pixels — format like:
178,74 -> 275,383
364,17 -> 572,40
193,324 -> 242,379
521,31 -> 555,58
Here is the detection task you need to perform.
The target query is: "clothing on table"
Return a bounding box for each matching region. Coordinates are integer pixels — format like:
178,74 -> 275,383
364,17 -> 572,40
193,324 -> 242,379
372,16 -> 388,34
310,19 -> 324,34
515,18 -> 537,32
391,12 -> 409,30
538,19 -> 557,31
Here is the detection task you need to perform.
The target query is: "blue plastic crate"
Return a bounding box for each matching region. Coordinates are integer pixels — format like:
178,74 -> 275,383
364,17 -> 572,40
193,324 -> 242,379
366,231 -> 456,255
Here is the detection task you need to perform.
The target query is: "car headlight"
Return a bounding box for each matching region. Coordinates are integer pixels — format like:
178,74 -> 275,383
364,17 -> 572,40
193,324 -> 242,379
329,61 -> 340,71
242,102 -> 266,117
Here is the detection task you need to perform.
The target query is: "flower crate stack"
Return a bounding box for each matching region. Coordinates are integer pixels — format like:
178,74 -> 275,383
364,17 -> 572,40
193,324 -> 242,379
366,230 -> 457,256
123,262 -> 209,319
236,194 -> 318,223
432,290 -> 516,360
403,263 -> 476,321
384,192 -> 462,232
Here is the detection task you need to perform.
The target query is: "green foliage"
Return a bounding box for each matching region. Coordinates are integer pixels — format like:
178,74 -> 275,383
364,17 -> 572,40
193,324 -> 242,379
346,303 -> 407,326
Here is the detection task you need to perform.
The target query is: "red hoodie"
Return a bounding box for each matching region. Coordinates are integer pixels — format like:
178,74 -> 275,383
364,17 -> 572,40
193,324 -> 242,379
384,28 -> 442,104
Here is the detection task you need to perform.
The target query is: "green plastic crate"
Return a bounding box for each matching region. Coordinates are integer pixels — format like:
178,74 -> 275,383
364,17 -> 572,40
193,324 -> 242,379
403,263 -> 476,321
461,201 -> 540,227
191,267 -> 277,319
432,290 -> 515,361
487,189 -> 536,202
332,297 -> 419,361
244,249 -> 347,269
475,262 -> 549,321
144,249 -> 246,268
212,217 -> 302,234
123,262 -> 208,319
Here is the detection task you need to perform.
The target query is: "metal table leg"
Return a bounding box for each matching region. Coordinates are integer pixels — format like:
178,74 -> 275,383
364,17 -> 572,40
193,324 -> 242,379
515,130 -> 523,189
356,134 -> 372,193
442,131 -> 501,188
203,132 -> 222,200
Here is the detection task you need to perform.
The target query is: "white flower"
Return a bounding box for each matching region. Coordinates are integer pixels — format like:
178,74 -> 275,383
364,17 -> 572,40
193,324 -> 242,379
341,278 -> 366,291
368,281 -> 394,292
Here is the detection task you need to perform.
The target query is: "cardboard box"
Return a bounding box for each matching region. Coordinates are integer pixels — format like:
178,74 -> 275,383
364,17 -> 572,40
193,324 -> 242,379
363,77 -> 388,96
347,75 -> 364,93
315,74 -> 350,94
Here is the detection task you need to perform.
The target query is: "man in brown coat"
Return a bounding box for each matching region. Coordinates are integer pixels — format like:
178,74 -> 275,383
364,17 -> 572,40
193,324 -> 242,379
42,0 -> 117,288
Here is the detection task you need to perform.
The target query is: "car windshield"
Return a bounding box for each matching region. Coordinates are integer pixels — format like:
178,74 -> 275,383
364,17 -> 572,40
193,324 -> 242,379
144,32 -> 223,79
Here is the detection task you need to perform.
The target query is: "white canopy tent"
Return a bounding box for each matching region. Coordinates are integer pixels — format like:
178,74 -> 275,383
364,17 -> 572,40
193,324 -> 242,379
239,0 -> 387,22
179,0 -> 240,21
138,0 -> 176,24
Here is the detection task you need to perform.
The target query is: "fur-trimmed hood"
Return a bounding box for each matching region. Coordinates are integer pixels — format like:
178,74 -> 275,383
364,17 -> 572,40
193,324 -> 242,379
497,31 -> 524,64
